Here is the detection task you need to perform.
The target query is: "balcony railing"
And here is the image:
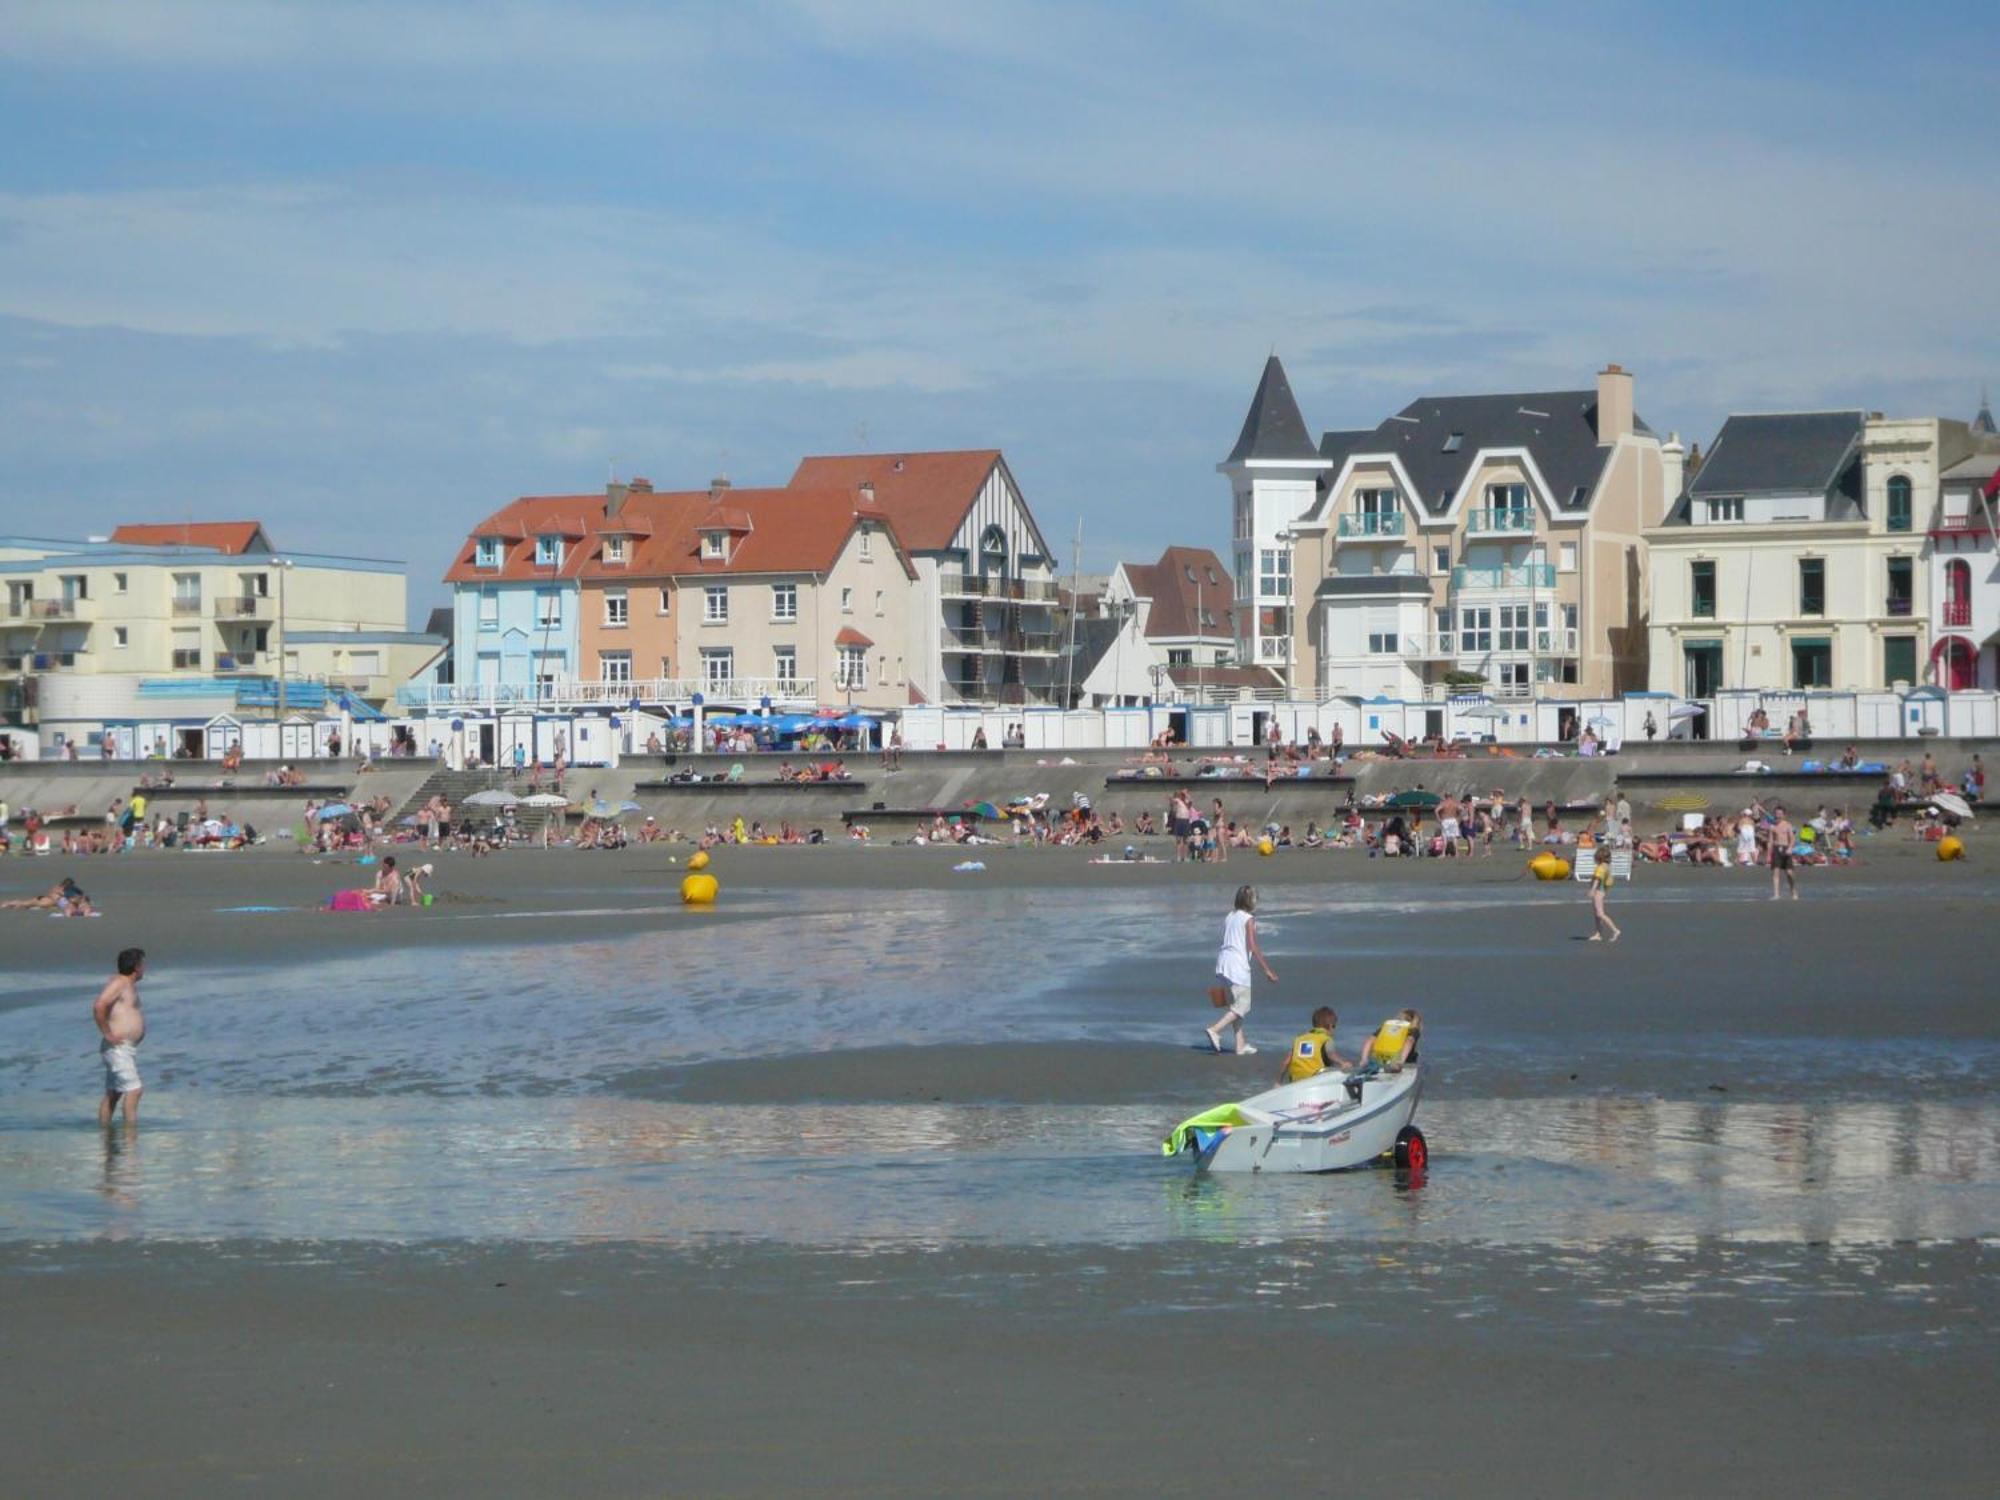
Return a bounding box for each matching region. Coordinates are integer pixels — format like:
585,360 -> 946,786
1886,597 -> 1913,618
1534,628 -> 1582,655
1336,511 -> 1405,538
171,597 -> 203,617
32,598 -> 79,619
1691,597 -> 1717,619
1467,508 -> 1537,535
0,654 -> 21,671
937,572 -> 1060,602
1452,563 -> 1555,590
1944,600 -> 1972,627
1257,637 -> 1293,663
400,676 -> 820,711
1929,510 -> 1995,538
215,595 -> 268,619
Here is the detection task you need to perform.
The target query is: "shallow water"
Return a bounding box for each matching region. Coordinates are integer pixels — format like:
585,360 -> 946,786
3,883 -> 1997,1249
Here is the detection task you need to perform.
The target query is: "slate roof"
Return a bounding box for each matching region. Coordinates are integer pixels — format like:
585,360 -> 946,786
1317,390 -> 1648,519
1118,546 -> 1235,640
1063,615 -> 1123,693
1658,411 -> 1868,525
1973,389 -> 1996,437
1225,356 -> 1323,465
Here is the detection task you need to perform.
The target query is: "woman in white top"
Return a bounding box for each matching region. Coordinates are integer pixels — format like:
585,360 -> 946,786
1204,885 -> 1278,1055
1735,812 -> 1757,867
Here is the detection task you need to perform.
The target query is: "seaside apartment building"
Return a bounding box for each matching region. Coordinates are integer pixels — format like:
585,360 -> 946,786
1645,405 -> 2000,696
0,521 -> 424,735
1926,397 -> 2000,690
1226,358 -> 1671,701
439,450 -> 1060,712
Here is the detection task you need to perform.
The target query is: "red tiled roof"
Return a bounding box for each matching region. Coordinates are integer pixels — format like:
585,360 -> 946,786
1122,546 -> 1235,641
787,450 -> 1010,553
111,521 -> 268,555
834,626 -> 874,648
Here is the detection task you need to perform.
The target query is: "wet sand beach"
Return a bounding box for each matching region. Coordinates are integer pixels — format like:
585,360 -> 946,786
3,843 -> 1997,1495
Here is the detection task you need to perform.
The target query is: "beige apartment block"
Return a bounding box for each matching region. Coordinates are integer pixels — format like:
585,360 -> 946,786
1644,410 -> 1982,696
1,521 -> 412,723
1250,363 -> 1667,701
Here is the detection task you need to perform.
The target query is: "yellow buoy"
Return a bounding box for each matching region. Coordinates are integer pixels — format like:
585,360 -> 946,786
688,849 -> 711,871
681,872 -> 719,905
1937,835 -> 1965,862
1257,837 -> 1276,856
1529,851 -> 1570,881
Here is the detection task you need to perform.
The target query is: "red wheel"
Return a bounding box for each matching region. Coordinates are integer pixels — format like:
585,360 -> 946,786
1394,1125 -> 1427,1172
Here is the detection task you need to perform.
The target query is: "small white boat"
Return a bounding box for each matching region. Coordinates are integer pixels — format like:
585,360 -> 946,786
1163,1066 -> 1426,1174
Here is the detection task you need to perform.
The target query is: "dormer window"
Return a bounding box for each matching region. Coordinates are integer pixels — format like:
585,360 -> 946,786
535,535 -> 563,567
702,532 -> 727,560
475,538 -> 501,569
603,535 -> 627,564
1443,432 -> 1464,453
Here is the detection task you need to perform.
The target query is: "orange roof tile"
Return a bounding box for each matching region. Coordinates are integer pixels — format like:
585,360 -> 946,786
1120,546 -> 1236,640
110,521 -> 269,555
787,450 -> 1011,553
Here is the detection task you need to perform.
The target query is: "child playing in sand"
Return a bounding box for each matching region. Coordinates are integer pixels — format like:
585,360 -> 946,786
1204,885 -> 1277,1056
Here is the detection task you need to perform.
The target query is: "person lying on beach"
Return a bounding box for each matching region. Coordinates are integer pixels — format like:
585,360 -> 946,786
3,878 -> 80,911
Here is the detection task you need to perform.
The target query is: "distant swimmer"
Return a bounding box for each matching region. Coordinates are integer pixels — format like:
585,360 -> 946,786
1204,885 -> 1276,1057
92,948 -> 147,1126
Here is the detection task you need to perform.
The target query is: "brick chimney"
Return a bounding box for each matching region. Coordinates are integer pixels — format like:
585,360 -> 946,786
858,481 -> 876,507
1596,363 -> 1634,445
709,476 -> 732,501
629,476 -> 653,493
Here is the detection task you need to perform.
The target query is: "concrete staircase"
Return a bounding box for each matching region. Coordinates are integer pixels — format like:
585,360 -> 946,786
393,764 -> 577,842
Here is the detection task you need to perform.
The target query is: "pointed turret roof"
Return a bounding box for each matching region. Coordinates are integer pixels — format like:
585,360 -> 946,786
1225,355 -> 1321,464
1974,384 -> 1996,436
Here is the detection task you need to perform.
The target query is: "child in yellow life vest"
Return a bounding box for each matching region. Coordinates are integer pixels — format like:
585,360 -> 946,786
1357,1009 -> 1422,1075
1278,1006 -> 1355,1085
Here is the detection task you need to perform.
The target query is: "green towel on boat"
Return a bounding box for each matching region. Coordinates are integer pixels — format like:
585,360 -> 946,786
1161,1103 -> 1256,1157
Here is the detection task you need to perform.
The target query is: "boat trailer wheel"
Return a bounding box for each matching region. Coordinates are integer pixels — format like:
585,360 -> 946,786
1394,1125 -> 1428,1173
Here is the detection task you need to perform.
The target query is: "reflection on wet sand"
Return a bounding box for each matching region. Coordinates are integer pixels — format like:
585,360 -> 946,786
6,1092 -> 1995,1251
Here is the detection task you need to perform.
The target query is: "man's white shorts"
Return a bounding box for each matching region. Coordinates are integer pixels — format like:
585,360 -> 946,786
100,1040 -> 142,1095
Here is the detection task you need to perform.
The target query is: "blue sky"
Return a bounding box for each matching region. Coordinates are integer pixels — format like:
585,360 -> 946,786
2,0 -> 1993,620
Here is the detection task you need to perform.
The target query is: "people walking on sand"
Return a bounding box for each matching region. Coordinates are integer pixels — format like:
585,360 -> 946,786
92,948 -> 147,1126
1586,854 -> 1621,942
1211,798 -> 1228,863
1204,885 -> 1276,1056
1770,806 -> 1798,900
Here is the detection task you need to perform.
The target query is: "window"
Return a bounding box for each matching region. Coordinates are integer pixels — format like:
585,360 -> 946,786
701,647 -> 734,685
1485,482 -> 1530,517
771,583 -> 798,621
533,653 -> 562,693
773,646 -> 798,687
1366,630 -> 1398,655
1233,491 -> 1253,540
1460,606 -> 1491,653
702,532 -> 726,559
1434,607 -> 1453,651
1791,638 -> 1832,689
1558,542 -> 1577,573
1443,431 -> 1464,453
1166,648 -> 1192,666
599,651 -> 632,684
1258,548 -> 1291,598
535,535 -> 562,567
1562,603 -> 1578,651
1233,547 -> 1252,601
840,586 -> 853,613
603,535 -> 626,563
704,586 -> 728,623
475,538 -> 501,568
657,587 -> 671,615
1945,558 -> 1972,625
1706,497 -> 1744,523
837,645 -> 868,689
172,573 -> 201,613
113,626 -> 128,649
859,527 -> 872,559
1798,558 -> 1825,617
1498,662 -> 1530,693
479,588 -> 498,628
250,625 -> 270,653
874,589 -> 885,617
1684,641 -> 1723,697
1691,560 -> 1716,619
1433,545 -> 1451,574
1497,604 -> 1529,652
603,588 -> 628,627
1883,635 -> 1917,687
535,591 -> 561,627
171,629 -> 200,670
113,572 -> 128,594
1886,475 -> 1912,533
1885,557 -> 1913,617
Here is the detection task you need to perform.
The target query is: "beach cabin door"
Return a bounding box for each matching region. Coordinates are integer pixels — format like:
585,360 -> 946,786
570,717 -> 610,766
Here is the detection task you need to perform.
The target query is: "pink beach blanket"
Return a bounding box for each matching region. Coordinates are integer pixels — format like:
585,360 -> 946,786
328,889 -> 373,912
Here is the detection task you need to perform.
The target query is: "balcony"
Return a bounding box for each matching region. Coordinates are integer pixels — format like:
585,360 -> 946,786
1929,509 -> 1995,539
937,572 -> 1059,602
1336,512 -> 1405,539
1691,597 -> 1716,619
400,676 -> 819,711
0,654 -> 21,672
171,597 -> 204,617
1452,563 -> 1555,590
1886,597 -> 1914,618
1466,508 -> 1537,535
31,598 -> 79,620
215,595 -> 268,619
1534,628 -> 1581,656
1257,637 -> 1293,663
1944,600 -> 1972,628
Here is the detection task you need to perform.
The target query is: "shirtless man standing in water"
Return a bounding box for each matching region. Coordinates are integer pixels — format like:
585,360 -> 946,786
92,948 -> 147,1126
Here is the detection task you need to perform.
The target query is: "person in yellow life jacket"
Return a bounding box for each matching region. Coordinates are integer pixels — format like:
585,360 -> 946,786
1278,1006 -> 1355,1085
1358,1008 -> 1422,1074
1587,854 -> 1620,943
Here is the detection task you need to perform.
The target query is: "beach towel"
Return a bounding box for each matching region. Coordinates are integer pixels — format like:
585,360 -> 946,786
328,889 -> 372,912
1162,1102 -> 1258,1157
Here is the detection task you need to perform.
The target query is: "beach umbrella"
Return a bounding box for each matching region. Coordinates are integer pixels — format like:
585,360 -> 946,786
1931,791 -> 1974,821
1587,715 -> 1616,728
1386,789 -> 1442,808
1668,703 -> 1703,721
316,802 -> 354,818
966,800 -> 1004,820
1459,704 -> 1507,722
462,789 -> 519,808
520,793 -> 571,808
